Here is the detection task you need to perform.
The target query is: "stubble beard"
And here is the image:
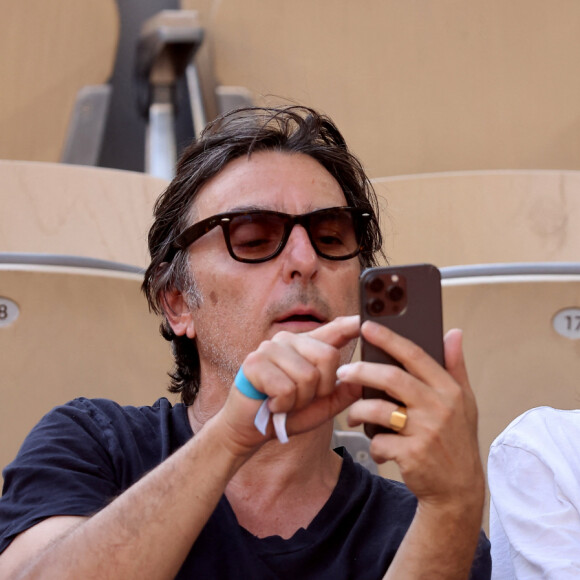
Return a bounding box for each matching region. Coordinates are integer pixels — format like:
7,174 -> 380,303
190,282 -> 358,393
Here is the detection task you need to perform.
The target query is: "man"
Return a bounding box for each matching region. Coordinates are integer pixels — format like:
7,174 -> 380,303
0,106 -> 490,578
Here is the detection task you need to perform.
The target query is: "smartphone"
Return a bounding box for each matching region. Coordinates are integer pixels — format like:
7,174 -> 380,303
359,264 -> 444,437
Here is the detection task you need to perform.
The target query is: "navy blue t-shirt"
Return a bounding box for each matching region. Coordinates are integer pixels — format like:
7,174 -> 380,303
0,398 -> 491,578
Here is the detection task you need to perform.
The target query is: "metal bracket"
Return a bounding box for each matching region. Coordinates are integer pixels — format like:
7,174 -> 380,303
332,430 -> 378,474
61,85 -> 112,166
135,10 -> 204,179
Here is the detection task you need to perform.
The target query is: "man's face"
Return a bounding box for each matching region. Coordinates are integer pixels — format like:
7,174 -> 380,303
177,151 -> 361,385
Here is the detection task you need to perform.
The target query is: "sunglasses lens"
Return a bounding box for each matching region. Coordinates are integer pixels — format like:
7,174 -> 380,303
310,209 -> 361,258
228,214 -> 286,261
226,208 -> 364,262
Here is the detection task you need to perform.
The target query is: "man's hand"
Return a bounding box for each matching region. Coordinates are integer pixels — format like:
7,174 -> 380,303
338,320 -> 486,579
216,315 -> 362,455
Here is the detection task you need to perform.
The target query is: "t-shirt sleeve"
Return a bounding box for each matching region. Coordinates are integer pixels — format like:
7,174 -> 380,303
0,399 -> 126,554
488,441 -> 580,579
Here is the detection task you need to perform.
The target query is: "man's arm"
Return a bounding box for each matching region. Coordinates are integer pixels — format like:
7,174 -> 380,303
1,414 -> 250,580
342,322 -> 486,579
0,316 -> 362,580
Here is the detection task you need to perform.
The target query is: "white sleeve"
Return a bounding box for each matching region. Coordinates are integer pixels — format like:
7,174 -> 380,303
488,442 -> 580,580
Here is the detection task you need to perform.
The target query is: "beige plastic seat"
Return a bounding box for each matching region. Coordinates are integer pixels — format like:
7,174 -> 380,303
441,265 -> 580,464
0,259 -> 175,482
440,265 -> 580,530
0,1 -> 119,163
183,1 -> 580,178
372,170 -> 580,267
0,160 -> 168,267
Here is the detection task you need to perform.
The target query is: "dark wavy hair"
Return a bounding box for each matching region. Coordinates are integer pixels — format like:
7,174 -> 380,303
142,105 -> 384,405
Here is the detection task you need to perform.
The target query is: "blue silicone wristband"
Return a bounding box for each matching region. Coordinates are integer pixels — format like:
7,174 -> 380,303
234,367 -> 267,400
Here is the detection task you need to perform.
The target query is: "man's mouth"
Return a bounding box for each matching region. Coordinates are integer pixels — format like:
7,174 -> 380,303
279,313 -> 324,323
274,308 -> 327,329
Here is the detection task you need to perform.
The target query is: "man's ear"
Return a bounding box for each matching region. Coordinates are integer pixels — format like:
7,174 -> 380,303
161,289 -> 196,339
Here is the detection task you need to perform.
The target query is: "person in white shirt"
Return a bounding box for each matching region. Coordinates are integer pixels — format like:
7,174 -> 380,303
488,406 -> 580,579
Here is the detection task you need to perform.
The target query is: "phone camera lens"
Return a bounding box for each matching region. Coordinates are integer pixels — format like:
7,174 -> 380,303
367,277 -> 384,293
387,284 -> 404,302
367,298 -> 384,315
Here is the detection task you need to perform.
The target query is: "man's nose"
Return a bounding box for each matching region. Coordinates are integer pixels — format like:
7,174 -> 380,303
280,224 -> 318,282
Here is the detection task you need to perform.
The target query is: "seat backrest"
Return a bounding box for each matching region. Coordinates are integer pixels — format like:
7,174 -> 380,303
442,267 -> 580,531
0,0 -> 119,163
0,161 -> 168,267
372,170 -> 580,267
441,268 -> 580,463
185,1 -> 580,178
0,260 -> 175,481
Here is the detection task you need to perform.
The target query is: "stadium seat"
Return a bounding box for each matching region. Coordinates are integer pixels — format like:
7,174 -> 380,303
441,263 -> 580,464
371,170 -> 580,267
0,160 -> 168,267
0,0 -> 119,163
0,255 -> 175,481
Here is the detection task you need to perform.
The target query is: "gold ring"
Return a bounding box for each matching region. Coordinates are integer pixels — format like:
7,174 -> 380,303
389,406 -> 407,432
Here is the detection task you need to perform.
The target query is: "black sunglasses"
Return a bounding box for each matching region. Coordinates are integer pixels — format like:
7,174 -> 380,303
164,206 -> 372,263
